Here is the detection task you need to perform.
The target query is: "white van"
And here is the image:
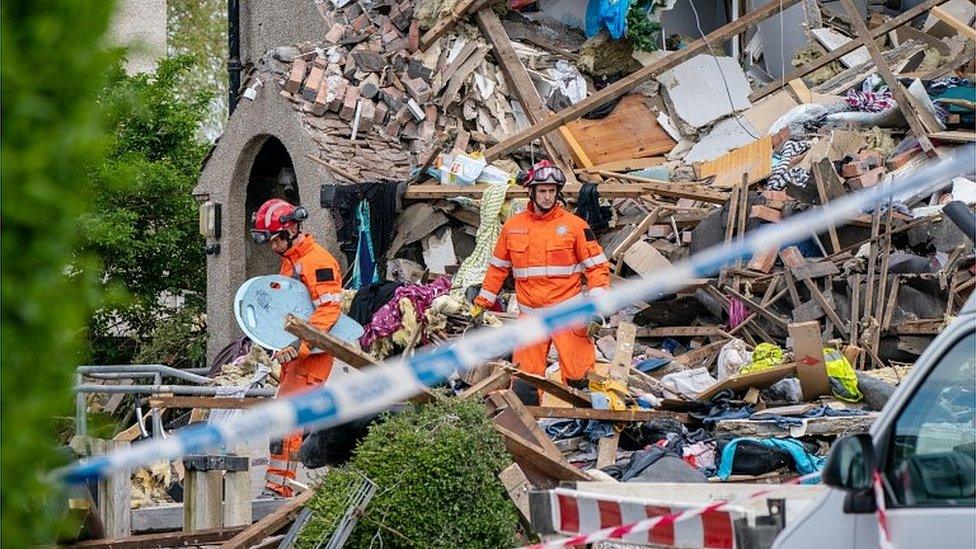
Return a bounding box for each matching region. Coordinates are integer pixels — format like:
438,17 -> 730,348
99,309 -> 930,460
774,295 -> 975,548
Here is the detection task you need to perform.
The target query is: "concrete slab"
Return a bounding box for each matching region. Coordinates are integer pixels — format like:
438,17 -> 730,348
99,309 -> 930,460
684,116 -> 760,163
811,27 -> 870,68
657,54 -> 752,129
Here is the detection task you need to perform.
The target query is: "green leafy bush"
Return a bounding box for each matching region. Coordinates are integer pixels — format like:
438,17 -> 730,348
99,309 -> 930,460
82,55 -> 210,365
2,0 -> 118,543
297,399 -> 519,548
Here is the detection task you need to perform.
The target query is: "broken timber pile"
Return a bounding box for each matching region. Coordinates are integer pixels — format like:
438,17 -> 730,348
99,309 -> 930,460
66,0 -> 976,545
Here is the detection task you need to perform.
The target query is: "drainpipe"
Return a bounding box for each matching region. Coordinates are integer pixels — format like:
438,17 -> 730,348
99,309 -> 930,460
228,0 -> 242,114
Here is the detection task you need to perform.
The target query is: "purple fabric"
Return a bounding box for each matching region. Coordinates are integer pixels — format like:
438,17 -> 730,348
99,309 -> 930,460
845,89 -> 895,112
727,297 -> 748,330
359,277 -> 452,349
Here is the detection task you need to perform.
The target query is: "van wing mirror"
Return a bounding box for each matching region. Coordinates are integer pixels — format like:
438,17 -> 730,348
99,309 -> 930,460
823,433 -> 875,491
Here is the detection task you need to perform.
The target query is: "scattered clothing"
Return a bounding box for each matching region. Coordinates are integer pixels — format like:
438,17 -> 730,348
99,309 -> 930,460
329,182 -> 402,275
348,201 -> 379,289
750,405 -> 868,428
766,139 -> 811,191
542,418 -> 587,440
575,183 -> 612,232
603,446 -> 709,483
347,281 -> 403,326
716,437 -> 824,480
825,347 -> 863,402
740,343 -> 784,374
846,88 -> 896,113
451,183 -> 507,298
359,277 -> 452,351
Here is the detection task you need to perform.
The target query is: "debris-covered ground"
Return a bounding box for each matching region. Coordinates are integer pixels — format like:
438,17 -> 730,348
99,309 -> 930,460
66,0 -> 975,545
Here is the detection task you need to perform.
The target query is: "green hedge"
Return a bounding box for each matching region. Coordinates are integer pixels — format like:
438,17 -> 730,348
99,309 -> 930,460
297,399 -> 519,548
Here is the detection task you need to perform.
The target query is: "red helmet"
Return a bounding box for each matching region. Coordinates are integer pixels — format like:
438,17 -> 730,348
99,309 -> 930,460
251,198 -> 308,244
523,160 -> 566,189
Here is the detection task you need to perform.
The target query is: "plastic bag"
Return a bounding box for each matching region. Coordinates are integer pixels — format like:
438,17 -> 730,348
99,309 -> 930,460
585,0 -> 632,39
717,338 -> 752,380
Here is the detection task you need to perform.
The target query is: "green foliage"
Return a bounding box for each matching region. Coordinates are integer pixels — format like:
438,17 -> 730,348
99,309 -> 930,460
1,0 -> 119,543
297,399 -> 520,548
168,0 -> 228,139
134,303 -> 207,369
82,56 -> 210,364
626,0 -> 664,52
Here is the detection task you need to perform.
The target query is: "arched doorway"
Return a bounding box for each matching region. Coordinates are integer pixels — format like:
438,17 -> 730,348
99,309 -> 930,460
244,136 -> 299,278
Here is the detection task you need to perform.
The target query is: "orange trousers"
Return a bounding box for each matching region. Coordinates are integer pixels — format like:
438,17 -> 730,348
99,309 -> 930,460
512,320 -> 595,382
264,353 -> 333,497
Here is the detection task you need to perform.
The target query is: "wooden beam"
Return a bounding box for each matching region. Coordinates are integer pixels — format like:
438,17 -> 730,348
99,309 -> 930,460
525,406 -> 688,422
218,491 -> 313,549
147,396 -> 267,410
494,424 -> 589,481
725,287 -> 789,329
402,183 -> 654,200
505,368 -> 591,407
931,5 -> 976,41
482,0 -> 804,161
812,162 -> 842,254
459,368 -> 512,400
596,323 -> 636,468
611,209 -> 662,261
284,315 -> 438,402
418,0 -> 494,51
69,526 -> 248,548
800,278 -> 850,339
487,390 -> 565,461
838,0 -> 940,152
594,171 -> 731,204
474,8 -> 579,183
633,326 -> 726,338
750,0 -> 951,101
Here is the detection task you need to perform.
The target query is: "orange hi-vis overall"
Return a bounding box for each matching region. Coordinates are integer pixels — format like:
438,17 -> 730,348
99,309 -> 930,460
265,234 -> 342,497
474,203 -> 610,381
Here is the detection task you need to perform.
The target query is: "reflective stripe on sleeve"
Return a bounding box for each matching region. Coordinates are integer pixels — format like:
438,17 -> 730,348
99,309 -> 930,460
489,256 -> 512,269
580,253 -> 608,268
313,293 -> 343,306
478,288 -> 498,304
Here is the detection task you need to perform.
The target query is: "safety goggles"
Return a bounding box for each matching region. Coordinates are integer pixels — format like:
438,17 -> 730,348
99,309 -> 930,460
250,229 -> 288,245
529,165 -> 566,185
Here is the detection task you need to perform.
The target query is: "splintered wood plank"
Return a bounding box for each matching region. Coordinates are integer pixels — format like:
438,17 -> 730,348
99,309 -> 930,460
930,5 -> 976,41
564,95 -> 677,165
696,136 -> 772,188
218,491 -> 313,549
484,0 -> 804,160
494,424 -> 588,482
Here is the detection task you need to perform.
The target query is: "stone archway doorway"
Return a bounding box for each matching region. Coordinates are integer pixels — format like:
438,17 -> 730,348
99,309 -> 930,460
244,136 -> 299,279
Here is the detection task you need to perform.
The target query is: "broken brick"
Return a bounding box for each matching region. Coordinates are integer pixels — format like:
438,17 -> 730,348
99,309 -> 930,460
359,100 -> 377,132
324,23 -> 345,43
351,14 -> 371,33
284,59 -> 307,94
778,246 -> 806,269
360,73 -> 382,99
885,148 -> 922,171
646,225 -> 673,239
847,167 -> 886,189
402,77 -> 431,103
373,101 -> 389,125
329,79 -> 348,112
340,85 -> 361,121
408,19 -> 420,52
761,189 -> 790,203
352,51 -> 387,73
749,205 -> 782,223
302,63 -> 326,102
857,149 -> 883,168
748,248 -> 778,273
312,81 -> 330,116
841,161 -> 869,178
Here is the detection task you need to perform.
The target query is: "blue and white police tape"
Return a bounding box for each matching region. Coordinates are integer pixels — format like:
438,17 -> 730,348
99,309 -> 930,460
58,146 -> 973,483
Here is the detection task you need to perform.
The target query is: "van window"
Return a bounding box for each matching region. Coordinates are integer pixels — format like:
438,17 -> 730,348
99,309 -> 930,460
886,331 -> 976,507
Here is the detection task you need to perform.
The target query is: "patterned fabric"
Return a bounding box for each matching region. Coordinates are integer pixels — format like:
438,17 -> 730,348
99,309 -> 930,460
845,88 -> 895,112
348,201 -> 379,290
359,277 -> 452,350
450,183 -> 508,297
766,138 -> 811,191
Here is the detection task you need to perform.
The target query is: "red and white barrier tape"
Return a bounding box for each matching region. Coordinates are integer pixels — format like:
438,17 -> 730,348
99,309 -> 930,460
525,472 -> 822,549
874,470 -> 894,549
526,469 -> 898,549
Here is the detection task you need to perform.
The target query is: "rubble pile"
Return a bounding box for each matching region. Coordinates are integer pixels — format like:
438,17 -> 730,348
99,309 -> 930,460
70,0 -> 976,543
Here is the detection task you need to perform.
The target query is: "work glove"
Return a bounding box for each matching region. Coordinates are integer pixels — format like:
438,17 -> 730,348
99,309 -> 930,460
273,345 -> 299,364
586,315 -> 605,339
469,304 -> 486,326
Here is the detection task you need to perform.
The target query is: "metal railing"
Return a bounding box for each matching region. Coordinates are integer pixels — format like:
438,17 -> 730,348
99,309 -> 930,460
74,364 -> 275,439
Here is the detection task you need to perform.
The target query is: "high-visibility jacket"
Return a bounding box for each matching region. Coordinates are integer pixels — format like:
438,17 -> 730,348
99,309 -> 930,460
279,233 -> 342,373
474,203 -> 610,312
266,233 -> 342,497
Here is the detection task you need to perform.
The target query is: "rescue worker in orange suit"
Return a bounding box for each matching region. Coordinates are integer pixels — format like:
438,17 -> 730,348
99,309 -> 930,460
471,160 -> 610,388
250,198 -> 342,497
